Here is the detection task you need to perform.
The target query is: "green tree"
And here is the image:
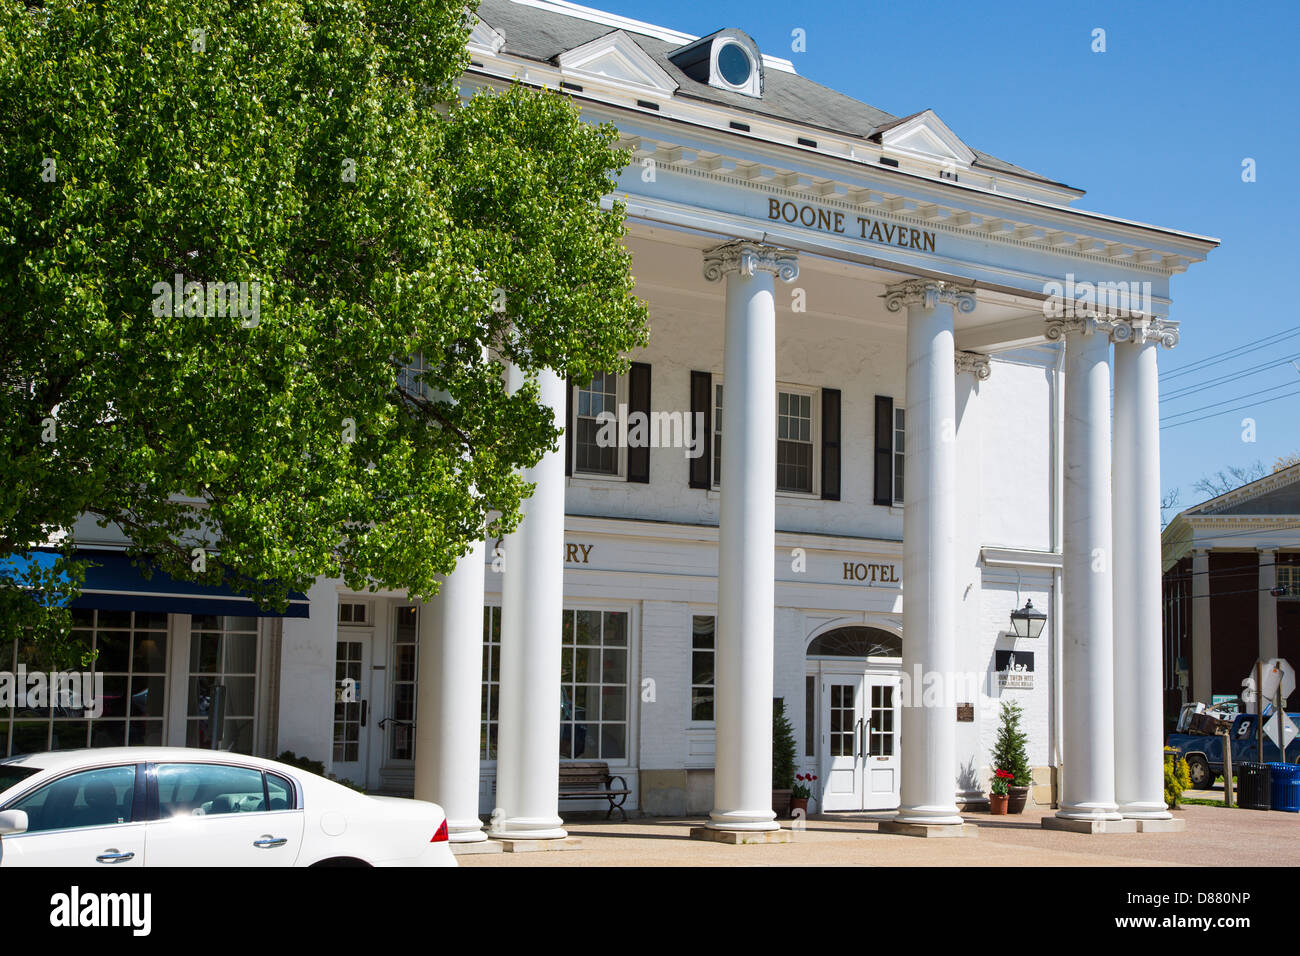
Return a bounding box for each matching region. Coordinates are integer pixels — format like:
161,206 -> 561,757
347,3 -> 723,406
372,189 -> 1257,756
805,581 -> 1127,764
990,700 -> 1032,788
772,698 -> 797,790
0,0 -> 648,664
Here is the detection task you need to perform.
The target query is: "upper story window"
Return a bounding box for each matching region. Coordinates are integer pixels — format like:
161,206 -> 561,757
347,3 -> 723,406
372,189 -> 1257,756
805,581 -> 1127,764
396,352 -> 433,403
1278,565 -> 1299,600
711,382 -> 818,495
893,407 -> 906,505
668,29 -> 764,99
716,41 -> 753,88
573,371 -> 622,477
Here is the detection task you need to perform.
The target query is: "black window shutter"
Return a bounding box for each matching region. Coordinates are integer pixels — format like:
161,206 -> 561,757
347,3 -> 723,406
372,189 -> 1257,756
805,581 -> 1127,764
821,388 -> 841,501
873,395 -> 894,506
689,371 -> 712,489
628,362 -> 651,483
564,377 -> 574,477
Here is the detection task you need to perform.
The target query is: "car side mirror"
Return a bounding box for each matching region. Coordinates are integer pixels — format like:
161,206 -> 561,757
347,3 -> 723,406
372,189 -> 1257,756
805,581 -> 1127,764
0,810 -> 29,836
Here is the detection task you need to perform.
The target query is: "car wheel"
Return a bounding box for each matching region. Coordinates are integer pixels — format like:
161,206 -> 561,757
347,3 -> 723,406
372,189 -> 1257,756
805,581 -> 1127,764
1185,755 -> 1213,790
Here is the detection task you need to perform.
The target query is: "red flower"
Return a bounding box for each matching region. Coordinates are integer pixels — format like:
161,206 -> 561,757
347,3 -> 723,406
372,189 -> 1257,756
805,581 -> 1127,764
995,769 -> 1014,779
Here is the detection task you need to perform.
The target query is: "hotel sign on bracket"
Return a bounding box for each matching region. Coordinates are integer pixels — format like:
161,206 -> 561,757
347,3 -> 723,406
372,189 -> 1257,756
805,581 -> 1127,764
767,197 -> 938,253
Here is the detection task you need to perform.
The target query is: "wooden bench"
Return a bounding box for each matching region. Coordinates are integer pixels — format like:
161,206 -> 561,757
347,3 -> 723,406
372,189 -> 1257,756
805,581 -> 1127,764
558,761 -> 630,821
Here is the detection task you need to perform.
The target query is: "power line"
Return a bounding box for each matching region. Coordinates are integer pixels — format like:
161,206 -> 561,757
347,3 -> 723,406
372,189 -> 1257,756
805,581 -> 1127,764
1160,325 -> 1300,382
1159,383 -> 1300,429
1161,350 -> 1300,403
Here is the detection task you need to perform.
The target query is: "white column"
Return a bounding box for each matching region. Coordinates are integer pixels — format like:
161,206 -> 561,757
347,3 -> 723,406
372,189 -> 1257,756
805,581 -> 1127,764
493,364 -> 568,840
277,577 -> 339,769
1191,549 -> 1212,703
702,241 -> 797,832
1113,318 -> 1178,821
1259,549 -> 1279,662
414,539 -> 487,843
1050,316 -> 1122,823
885,280 -> 974,828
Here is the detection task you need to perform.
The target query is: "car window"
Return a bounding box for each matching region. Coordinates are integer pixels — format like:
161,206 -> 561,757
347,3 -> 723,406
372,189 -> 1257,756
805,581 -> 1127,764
265,772 -> 296,811
156,763 -> 267,817
9,765 -> 136,833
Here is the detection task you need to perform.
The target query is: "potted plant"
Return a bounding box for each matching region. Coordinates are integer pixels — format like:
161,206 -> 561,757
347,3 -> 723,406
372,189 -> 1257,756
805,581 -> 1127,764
989,768 -> 1013,814
772,698 -> 797,818
791,772 -> 817,816
990,700 -> 1033,813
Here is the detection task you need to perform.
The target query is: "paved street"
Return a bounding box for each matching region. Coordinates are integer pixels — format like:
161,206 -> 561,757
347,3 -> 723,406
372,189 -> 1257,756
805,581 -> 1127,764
458,804 -> 1298,866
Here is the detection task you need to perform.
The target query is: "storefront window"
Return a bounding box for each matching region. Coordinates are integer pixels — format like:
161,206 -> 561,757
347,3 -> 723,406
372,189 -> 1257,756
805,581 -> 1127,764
389,606 -> 418,760
561,609 -> 628,760
187,614 -> 258,753
691,615 -> 715,721
481,606 -> 501,760
1,609 -> 168,757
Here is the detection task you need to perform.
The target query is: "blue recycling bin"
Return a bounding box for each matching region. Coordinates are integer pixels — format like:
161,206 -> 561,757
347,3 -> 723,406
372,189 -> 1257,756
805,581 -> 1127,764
1267,763 -> 1300,813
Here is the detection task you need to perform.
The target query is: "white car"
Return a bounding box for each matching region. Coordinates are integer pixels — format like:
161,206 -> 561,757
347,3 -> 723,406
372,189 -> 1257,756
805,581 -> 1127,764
0,747 -> 456,867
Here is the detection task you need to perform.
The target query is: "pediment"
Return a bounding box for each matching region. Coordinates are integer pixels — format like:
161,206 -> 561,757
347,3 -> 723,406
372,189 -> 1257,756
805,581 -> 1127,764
878,109 -> 976,166
556,30 -> 678,97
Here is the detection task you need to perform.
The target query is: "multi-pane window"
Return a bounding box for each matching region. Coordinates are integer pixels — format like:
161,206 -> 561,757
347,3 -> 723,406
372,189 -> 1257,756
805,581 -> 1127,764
480,606 -> 630,761
338,602 -> 369,625
389,606 -> 418,760
868,684 -> 896,756
333,641 -> 363,763
829,684 -> 855,757
574,372 -> 619,476
1,609 -> 169,757
188,615 -> 259,753
777,391 -> 814,493
893,407 -> 906,504
711,383 -> 818,493
560,609 -> 628,760
481,605 -> 501,760
712,383 -> 723,488
691,615 -> 715,721
804,675 -> 815,757
396,351 -> 433,402
1278,565 -> 1299,600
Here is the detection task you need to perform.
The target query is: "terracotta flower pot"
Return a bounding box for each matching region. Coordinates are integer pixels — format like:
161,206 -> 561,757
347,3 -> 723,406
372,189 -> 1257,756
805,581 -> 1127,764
790,796 -> 810,817
1007,785 -> 1030,814
989,792 -> 1010,815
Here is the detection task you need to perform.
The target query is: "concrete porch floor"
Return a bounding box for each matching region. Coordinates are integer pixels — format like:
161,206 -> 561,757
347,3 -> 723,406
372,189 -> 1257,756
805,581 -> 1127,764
457,804 -> 1299,866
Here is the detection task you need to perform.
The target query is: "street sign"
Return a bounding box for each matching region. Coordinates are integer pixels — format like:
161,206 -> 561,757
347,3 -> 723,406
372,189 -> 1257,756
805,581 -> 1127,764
1258,658 -> 1296,702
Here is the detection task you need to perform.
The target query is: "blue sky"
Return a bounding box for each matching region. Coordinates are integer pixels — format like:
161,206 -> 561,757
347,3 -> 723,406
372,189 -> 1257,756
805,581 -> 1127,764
593,0 -> 1300,511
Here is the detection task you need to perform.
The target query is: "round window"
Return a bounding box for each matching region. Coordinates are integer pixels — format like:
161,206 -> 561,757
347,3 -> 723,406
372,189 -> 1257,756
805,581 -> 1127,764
716,41 -> 752,87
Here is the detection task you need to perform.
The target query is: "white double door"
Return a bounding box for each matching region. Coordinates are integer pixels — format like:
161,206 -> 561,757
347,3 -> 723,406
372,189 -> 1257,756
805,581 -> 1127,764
819,670 -> 901,811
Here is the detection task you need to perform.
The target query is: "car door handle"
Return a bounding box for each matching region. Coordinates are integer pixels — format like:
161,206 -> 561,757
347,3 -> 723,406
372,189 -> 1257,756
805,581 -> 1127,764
254,835 -> 288,849
96,849 -> 135,864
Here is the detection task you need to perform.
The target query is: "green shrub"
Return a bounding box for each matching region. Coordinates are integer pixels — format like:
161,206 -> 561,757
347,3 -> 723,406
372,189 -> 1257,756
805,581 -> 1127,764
1164,747 -> 1191,808
276,751 -> 325,777
772,699 -> 797,790
990,701 -> 1033,788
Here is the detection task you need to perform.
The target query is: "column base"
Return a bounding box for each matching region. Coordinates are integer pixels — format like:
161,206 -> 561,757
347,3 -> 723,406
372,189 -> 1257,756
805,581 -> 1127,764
448,819 -> 489,844
893,806 -> 965,827
1135,818 -> 1186,833
1042,816 -> 1137,834
706,809 -> 779,832
495,837 -> 584,853
879,821 -> 978,838
489,816 -> 567,842
1118,801 -> 1174,821
690,826 -> 792,845
451,840 -> 504,856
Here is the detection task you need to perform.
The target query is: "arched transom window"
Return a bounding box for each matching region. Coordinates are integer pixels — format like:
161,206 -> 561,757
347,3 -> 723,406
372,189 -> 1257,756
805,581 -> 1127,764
805,626 -> 901,659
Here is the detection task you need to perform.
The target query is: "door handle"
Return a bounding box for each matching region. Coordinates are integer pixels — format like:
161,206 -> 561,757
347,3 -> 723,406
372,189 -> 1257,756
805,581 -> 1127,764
96,849 -> 134,864
360,699 -> 368,727
856,717 -> 865,759
254,836 -> 288,849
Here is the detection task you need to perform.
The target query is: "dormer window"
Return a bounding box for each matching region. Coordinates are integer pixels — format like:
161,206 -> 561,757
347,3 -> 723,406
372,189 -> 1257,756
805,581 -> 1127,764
716,41 -> 753,88
668,29 -> 764,98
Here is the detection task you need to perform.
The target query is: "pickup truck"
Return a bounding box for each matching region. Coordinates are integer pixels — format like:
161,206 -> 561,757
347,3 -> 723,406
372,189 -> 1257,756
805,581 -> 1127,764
1167,712 -> 1300,789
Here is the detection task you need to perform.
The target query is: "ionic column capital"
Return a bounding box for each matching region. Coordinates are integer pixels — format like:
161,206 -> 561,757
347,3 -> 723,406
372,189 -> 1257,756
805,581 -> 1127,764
1046,314 -> 1179,349
955,350 -> 991,380
883,278 -> 976,314
703,241 -> 799,283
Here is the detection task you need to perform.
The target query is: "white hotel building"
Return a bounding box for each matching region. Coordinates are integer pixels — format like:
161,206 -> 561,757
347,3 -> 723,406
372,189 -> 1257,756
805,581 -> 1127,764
25,0 -> 1217,842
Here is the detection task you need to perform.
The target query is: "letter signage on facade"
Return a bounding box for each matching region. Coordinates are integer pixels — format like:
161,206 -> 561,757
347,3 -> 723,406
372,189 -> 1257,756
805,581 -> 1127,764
768,197 -> 936,253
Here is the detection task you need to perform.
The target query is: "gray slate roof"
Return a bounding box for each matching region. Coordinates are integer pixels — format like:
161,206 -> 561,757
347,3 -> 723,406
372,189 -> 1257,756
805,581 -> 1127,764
473,0 -> 1063,187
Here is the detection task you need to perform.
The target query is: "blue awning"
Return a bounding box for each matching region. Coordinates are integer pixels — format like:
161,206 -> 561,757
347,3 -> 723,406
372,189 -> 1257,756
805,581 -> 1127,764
4,549 -> 310,618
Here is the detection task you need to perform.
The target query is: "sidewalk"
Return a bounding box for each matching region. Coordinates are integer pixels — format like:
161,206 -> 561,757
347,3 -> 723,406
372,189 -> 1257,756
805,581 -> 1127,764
458,804 -> 1299,866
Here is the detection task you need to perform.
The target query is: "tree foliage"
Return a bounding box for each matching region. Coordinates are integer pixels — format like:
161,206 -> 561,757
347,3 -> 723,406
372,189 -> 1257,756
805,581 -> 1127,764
772,698 -> 797,790
990,699 -> 1032,788
0,0 -> 648,661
